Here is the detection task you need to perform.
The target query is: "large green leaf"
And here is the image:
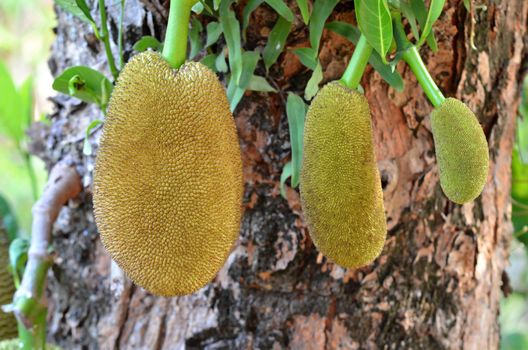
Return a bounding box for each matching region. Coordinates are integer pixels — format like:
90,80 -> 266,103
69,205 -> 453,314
52,66 -> 113,110
309,0 -> 340,56
263,16 -> 292,70
219,0 -> 243,83
416,0 -> 445,47
265,0 -> 294,22
326,21 -> 404,91
0,62 -> 31,145
354,0 -> 393,62
286,93 -> 307,187
296,0 -> 310,24
55,0 -> 93,23
205,22 -> 223,48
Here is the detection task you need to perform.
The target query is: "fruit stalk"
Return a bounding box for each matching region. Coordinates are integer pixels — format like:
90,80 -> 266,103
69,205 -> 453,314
162,0 -> 199,69
392,12 -> 445,107
12,163 -> 81,349
340,35 -> 373,90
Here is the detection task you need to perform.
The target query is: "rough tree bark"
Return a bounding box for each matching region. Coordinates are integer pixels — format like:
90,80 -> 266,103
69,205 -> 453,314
32,0 -> 528,349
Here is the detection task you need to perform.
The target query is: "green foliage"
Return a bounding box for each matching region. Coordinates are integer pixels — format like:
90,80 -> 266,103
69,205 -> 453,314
354,0 -> 392,62
8,237 -> 28,288
326,21 -> 404,91
52,66 -> 113,112
0,195 -> 18,243
263,17 -> 292,71
133,36 -> 163,52
280,94 -> 308,198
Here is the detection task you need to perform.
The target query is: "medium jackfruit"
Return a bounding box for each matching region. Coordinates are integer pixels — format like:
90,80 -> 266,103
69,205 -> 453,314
94,51 -> 243,296
300,82 -> 387,269
0,229 -> 16,341
430,98 -> 489,204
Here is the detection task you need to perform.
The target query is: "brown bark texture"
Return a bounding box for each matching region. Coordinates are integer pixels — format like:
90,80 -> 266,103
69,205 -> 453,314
34,0 -> 528,349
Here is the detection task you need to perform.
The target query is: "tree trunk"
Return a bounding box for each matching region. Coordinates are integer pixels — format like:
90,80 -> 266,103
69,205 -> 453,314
38,0 -> 527,349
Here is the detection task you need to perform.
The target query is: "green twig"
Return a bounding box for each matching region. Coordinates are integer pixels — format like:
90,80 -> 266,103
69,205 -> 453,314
339,35 -> 373,90
98,0 -> 119,80
393,12 -> 445,108
162,0 -> 199,69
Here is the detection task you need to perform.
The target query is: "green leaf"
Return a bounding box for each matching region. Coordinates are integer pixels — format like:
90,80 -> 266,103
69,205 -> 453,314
9,237 -> 29,287
55,0 -> 93,23
326,21 -> 404,91
304,62 -> 323,100
409,0 -> 438,51
133,36 -> 163,52
265,0 -> 294,22
53,66 -> 113,109
309,0 -> 340,55
286,93 -> 307,187
74,0 -> 95,23
354,0 -> 393,62
215,51 -> 229,73
247,75 -> 277,92
417,0 -> 445,47
242,0 -> 264,36
263,17 -> 292,71
0,194 -> 19,242
0,62 -> 29,145
296,0 -> 310,24
189,17 -> 204,59
219,0 -> 243,83
227,51 -> 260,111
201,54 -> 218,71
293,47 -> 318,70
83,119 -> 104,156
280,161 -> 293,198
205,22 -> 223,48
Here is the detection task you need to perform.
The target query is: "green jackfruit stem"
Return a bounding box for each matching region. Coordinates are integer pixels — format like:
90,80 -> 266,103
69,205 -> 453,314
162,0 -> 199,69
340,35 -> 373,90
392,12 -> 445,108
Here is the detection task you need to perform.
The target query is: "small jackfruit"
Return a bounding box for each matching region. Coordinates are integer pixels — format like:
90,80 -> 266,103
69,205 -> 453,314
300,82 -> 387,269
430,98 -> 489,204
94,51 -> 243,296
0,230 -> 16,340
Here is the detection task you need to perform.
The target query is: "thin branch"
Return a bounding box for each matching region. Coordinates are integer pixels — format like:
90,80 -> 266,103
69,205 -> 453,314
13,162 -> 82,329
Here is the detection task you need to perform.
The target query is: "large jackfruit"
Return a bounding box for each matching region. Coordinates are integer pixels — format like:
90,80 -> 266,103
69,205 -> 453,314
300,82 -> 387,269
94,51 -> 243,296
430,98 -> 489,204
0,229 -> 16,340
0,340 -> 61,350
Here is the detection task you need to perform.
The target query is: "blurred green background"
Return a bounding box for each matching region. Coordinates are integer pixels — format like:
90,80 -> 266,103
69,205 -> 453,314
0,0 -> 527,348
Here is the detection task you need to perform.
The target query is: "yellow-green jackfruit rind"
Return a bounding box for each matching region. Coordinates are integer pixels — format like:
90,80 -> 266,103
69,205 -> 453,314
0,229 -> 16,341
94,51 -> 243,296
300,82 -> 387,269
431,98 -> 489,204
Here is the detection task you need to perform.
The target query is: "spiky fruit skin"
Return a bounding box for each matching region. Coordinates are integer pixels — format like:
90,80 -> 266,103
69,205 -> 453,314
94,51 -> 243,296
0,231 -> 16,341
431,98 -> 489,204
300,82 -> 387,269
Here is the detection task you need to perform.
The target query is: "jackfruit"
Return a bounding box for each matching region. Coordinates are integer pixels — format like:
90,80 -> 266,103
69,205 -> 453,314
430,98 -> 489,204
94,51 -> 243,296
0,228 -> 16,341
300,82 -> 387,269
